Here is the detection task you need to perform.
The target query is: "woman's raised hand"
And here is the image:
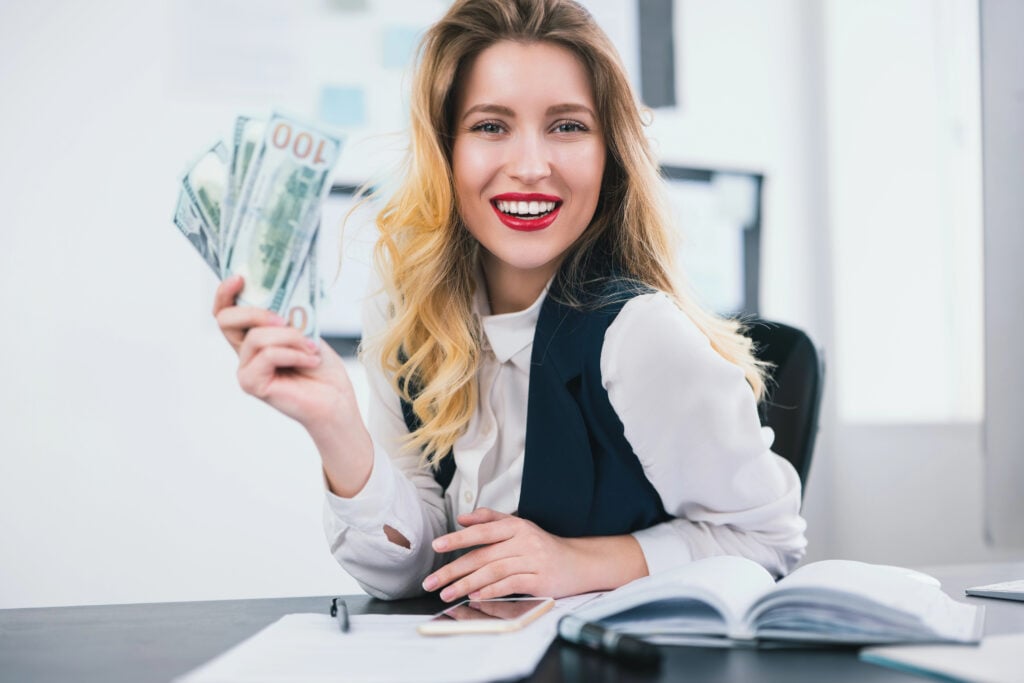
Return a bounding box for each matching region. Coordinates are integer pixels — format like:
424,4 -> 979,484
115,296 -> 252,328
213,275 -> 346,426
213,276 -> 373,496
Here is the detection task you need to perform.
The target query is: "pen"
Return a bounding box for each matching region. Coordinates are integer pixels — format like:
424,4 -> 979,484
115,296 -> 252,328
330,598 -> 350,633
558,615 -> 661,668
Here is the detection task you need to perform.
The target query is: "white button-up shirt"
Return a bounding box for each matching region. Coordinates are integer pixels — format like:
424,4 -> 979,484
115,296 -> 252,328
324,283 -> 807,599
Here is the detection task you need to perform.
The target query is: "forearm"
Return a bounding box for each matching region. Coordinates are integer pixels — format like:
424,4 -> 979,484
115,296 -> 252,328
563,534 -> 649,594
309,412 -> 374,499
279,364 -> 375,500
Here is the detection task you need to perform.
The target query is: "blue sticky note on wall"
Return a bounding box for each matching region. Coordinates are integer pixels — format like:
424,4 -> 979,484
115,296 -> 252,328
319,86 -> 366,127
325,0 -> 368,10
382,26 -> 421,69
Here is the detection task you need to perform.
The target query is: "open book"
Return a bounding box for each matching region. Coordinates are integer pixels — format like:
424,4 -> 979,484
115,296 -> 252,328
571,556 -> 984,647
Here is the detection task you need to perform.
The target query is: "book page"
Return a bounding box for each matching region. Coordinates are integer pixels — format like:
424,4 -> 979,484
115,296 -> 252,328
571,556 -> 775,639
746,560 -> 984,644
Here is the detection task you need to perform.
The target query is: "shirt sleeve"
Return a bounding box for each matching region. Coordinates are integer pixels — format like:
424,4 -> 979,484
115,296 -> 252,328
601,292 -> 808,578
321,281 -> 450,599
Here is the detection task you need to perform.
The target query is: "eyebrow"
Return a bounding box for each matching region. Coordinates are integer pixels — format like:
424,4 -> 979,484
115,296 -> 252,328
461,103 -> 597,121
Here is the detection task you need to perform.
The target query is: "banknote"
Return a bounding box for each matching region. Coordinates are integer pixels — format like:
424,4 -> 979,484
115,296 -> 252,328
172,113 -> 341,339
175,178 -> 322,338
173,189 -> 220,274
222,116 -> 266,260
282,226 -> 320,339
222,113 -> 342,315
181,140 -> 229,251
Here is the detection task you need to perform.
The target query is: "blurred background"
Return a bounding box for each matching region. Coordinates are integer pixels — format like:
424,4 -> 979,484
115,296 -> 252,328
1,0 -> 1021,609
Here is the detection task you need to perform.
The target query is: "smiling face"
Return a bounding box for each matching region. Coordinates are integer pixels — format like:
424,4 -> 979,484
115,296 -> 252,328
451,40 -> 607,312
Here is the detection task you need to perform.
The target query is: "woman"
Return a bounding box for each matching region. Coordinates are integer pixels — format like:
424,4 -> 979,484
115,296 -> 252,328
213,0 -> 806,601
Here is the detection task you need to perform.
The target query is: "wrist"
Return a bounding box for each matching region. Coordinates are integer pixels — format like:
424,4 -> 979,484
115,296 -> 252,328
307,405 -> 374,499
566,535 -> 649,593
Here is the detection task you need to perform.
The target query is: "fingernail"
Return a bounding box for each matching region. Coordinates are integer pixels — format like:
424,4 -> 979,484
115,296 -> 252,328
468,591 -> 481,600
432,538 -> 447,552
422,576 -> 438,591
305,339 -> 319,352
440,588 -> 455,602
269,314 -> 286,326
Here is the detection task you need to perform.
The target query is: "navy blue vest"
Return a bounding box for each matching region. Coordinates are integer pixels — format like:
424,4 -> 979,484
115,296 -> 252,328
400,277 -> 671,538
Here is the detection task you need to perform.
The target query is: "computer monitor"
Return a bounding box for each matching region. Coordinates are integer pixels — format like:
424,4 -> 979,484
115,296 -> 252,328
660,166 -> 763,317
317,184 -> 377,354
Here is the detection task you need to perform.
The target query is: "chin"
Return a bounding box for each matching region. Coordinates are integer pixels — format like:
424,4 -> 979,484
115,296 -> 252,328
493,250 -> 563,275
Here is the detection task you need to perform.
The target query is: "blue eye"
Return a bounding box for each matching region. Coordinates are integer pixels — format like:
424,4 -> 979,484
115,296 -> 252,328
555,120 -> 588,133
472,121 -> 504,134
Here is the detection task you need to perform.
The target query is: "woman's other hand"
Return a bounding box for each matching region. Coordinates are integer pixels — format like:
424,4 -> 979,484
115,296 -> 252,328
420,508 -> 648,601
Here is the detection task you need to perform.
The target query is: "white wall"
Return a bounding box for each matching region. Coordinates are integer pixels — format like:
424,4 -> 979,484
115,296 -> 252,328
980,0 -> 1024,548
0,0 -> 375,609
822,0 -> 1020,567
0,0 -> 1009,610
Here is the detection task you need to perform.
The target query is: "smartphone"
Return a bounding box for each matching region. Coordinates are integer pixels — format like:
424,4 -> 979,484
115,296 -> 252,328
417,597 -> 555,636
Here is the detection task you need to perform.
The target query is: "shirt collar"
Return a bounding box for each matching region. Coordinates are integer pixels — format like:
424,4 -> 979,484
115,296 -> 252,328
475,274 -> 549,370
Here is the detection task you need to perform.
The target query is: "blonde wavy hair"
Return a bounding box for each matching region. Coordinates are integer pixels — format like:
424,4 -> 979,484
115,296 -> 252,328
368,0 -> 767,466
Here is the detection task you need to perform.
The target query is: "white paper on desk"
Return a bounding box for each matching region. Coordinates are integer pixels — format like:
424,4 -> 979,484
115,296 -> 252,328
176,594 -> 598,683
860,632 -> 1023,683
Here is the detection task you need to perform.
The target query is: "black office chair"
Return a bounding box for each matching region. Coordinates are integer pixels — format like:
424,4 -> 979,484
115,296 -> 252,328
744,319 -> 824,496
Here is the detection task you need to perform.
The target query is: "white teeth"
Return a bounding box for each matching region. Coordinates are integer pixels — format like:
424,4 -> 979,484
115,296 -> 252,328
496,200 -> 557,216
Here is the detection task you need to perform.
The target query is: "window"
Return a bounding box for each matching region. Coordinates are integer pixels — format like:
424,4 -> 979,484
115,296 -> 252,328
826,0 -> 983,423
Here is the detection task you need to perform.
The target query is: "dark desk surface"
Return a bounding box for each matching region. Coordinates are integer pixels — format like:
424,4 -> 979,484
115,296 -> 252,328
2,561 -> 1022,683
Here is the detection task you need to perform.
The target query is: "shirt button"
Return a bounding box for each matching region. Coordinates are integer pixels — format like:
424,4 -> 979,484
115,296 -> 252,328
463,490 -> 474,504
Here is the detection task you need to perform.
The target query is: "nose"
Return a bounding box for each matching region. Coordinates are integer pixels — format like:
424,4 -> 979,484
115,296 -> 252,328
505,132 -> 551,185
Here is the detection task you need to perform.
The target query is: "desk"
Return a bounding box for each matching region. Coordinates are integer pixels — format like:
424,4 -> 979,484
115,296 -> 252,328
2,561 -> 1022,683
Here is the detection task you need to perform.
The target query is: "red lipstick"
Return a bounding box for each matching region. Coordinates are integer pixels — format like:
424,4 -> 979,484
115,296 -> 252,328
490,193 -> 562,232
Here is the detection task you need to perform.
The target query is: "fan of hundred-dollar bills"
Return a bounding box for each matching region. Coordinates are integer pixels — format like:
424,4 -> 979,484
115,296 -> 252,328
173,113 -> 344,338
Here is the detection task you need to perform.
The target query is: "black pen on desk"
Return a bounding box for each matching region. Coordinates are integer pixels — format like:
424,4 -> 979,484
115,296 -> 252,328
330,598 -> 350,633
558,614 -> 661,668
